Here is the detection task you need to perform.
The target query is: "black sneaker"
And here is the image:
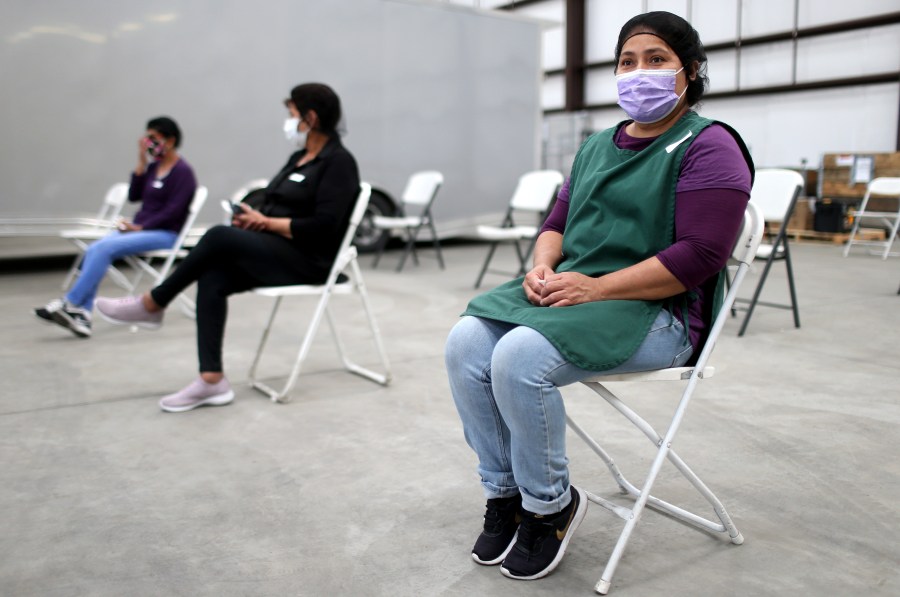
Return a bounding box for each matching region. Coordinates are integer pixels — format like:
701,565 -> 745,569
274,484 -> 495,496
500,485 -> 587,580
472,494 -> 522,565
34,298 -> 65,323
35,298 -> 92,338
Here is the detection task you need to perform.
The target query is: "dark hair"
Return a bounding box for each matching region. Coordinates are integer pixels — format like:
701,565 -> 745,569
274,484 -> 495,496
288,83 -> 342,135
614,11 -> 708,106
146,116 -> 182,148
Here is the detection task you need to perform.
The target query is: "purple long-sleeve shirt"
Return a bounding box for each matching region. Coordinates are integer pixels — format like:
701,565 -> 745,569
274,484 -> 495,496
541,123 -> 751,349
130,158 -> 197,233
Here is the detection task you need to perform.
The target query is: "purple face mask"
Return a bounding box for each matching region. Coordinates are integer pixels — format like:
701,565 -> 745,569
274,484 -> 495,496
616,67 -> 686,124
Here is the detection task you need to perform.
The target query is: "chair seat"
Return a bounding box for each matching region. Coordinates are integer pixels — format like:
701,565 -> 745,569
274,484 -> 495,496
59,226 -> 115,240
583,366 -> 715,383
372,215 -> 423,228
755,243 -> 785,260
476,224 -> 538,241
252,279 -> 354,297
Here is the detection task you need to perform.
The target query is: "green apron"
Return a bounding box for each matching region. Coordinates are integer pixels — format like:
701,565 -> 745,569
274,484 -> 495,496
464,111 -> 718,371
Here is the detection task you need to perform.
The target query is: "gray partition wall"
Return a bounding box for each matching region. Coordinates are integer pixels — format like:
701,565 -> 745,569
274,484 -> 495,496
0,0 -> 542,238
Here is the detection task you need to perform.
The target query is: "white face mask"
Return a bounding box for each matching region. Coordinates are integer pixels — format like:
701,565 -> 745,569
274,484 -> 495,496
283,117 -> 306,147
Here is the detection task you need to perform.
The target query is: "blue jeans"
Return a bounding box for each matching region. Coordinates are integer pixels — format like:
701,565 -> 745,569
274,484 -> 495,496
444,309 -> 692,515
66,230 -> 177,310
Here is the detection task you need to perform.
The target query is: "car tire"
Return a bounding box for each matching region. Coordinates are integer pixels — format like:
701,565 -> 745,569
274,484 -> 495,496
353,188 -> 394,254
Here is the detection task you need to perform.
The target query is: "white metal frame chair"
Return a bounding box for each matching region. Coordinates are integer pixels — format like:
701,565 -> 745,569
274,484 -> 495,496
565,202 -> 764,594
248,183 -> 392,403
121,185 -> 208,314
732,168 -> 804,336
371,170 -> 444,272
59,182 -> 131,290
842,177 -> 900,260
473,170 -> 563,288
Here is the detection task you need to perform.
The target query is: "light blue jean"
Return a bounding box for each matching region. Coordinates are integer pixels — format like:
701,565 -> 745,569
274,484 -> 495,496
444,309 -> 693,516
65,230 -> 177,310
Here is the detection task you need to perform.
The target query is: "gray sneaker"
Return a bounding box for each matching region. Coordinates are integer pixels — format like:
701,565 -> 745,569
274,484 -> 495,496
35,298 -> 92,338
159,377 -> 234,413
95,295 -> 163,329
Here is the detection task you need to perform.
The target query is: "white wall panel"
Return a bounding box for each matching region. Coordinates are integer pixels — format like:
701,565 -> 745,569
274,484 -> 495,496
741,0 -> 795,37
585,0 -> 643,62
647,0 -> 688,19
798,0 -> 900,27
796,25 -> 900,82
700,84 -> 899,168
542,73 -> 566,110
705,49 -> 738,93
511,0 -> 565,70
585,68 -> 618,105
739,42 -> 795,89
692,0 -> 738,44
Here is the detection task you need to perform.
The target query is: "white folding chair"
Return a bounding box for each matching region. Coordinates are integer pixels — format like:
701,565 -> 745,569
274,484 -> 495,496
565,202 -> 764,594
248,183 -> 392,403
371,170 -> 444,271
122,186 -> 208,314
473,170 -> 563,288
732,168 -> 804,336
842,177 -> 900,260
59,183 -> 131,290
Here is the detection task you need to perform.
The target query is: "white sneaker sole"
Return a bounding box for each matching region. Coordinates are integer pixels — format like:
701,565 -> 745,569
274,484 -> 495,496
472,530 -> 518,566
96,309 -> 162,330
159,390 -> 235,413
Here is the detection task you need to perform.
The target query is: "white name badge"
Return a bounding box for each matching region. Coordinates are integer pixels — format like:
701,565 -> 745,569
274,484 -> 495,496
288,173 -> 306,183
152,180 -> 164,189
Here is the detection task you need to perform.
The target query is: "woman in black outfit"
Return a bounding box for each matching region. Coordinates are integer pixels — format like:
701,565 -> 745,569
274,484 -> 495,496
96,83 -> 361,413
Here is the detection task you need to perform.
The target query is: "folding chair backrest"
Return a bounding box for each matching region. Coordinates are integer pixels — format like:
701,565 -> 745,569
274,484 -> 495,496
730,200 -> 766,267
158,185 -> 209,260
96,183 -> 130,224
509,170 -> 564,211
693,201 -> 764,365
865,177 -> 900,203
401,171 -> 443,208
341,183 -> 373,256
749,168 -> 804,223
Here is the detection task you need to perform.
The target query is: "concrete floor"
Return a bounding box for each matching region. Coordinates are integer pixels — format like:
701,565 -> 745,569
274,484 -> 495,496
1,240 -> 899,597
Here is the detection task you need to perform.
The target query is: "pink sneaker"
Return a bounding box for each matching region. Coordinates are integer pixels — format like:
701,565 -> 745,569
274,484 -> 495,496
159,377 -> 234,413
95,295 -> 164,329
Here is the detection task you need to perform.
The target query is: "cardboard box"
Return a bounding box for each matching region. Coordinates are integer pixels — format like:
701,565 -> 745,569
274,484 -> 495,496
787,198 -> 814,231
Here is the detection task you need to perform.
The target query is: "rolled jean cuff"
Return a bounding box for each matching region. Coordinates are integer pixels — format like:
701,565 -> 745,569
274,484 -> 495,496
521,485 -> 572,516
480,478 -> 520,501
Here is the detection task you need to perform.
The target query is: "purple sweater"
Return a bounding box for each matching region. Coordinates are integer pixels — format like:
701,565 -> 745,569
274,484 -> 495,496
541,123 -> 751,349
130,158 -> 197,233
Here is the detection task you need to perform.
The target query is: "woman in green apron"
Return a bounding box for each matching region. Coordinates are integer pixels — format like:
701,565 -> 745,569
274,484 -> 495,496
445,11 -> 754,581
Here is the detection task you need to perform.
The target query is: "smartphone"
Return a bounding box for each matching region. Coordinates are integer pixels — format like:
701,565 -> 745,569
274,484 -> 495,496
221,200 -> 244,216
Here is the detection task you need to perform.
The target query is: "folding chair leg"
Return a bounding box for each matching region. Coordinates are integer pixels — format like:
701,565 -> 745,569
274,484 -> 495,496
737,250 -> 777,337
518,237 -> 539,276
781,243 -> 801,328
428,221 -> 445,269
348,257 -> 391,384
474,242 -> 500,289
61,253 -> 85,291
573,380 -> 743,594
247,296 -> 283,387
396,227 -> 420,272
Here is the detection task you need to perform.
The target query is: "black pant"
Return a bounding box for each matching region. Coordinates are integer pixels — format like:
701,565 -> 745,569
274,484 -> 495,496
151,225 -> 330,373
